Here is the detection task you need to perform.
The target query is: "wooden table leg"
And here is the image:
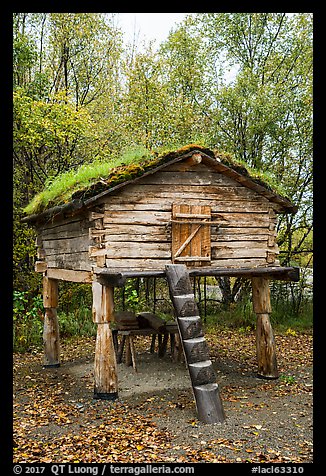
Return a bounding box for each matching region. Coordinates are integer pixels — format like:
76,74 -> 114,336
150,334 -> 156,353
129,336 -> 137,372
117,335 -> 126,363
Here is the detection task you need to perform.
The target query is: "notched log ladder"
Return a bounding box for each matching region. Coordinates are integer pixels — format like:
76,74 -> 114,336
165,264 -> 226,423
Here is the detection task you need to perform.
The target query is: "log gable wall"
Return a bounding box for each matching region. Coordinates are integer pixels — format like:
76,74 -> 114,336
36,161 -> 280,272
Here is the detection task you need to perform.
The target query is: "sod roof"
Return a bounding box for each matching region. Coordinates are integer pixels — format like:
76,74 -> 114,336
22,144 -> 297,224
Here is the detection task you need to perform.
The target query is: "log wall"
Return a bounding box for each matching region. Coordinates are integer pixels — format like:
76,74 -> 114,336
36,215 -> 92,272
36,161 -> 280,273
95,162 -> 280,270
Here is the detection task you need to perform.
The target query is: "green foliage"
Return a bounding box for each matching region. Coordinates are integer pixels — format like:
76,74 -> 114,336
22,145 -> 152,214
14,88 -> 96,193
58,309 -> 96,339
13,13 -> 313,348
13,291 -> 44,352
279,374 -> 296,385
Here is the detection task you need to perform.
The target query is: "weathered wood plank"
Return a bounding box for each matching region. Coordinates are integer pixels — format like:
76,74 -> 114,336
40,215 -> 87,232
46,268 -> 93,283
138,169 -> 242,186
104,257 -> 269,270
103,210 -> 269,227
42,235 -> 90,255
90,242 -> 171,258
212,247 -> 267,259
35,261 -> 47,273
91,240 -> 273,261
103,210 -> 170,225
105,258 -> 171,270
103,199 -> 270,212
46,251 -> 92,271
107,183 -> 271,201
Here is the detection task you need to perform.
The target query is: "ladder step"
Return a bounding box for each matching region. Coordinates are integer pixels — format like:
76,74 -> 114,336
193,383 -> 226,424
194,382 -> 219,391
188,360 -> 216,386
183,337 -> 210,363
177,316 -> 204,339
173,297 -> 199,317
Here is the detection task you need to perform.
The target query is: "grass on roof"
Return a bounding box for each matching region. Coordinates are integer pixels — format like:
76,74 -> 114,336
23,143 -> 287,216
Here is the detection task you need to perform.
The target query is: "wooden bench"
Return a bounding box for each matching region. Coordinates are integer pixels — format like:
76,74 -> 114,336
112,325 -> 183,372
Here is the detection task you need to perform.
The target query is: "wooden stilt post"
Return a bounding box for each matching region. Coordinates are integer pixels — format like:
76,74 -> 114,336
92,281 -> 118,400
252,277 -> 279,379
42,276 -> 60,367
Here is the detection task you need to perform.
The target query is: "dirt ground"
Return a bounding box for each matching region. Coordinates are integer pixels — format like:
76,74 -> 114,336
13,329 -> 313,464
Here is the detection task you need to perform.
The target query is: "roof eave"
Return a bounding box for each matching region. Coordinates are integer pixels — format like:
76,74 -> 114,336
21,149 -> 297,225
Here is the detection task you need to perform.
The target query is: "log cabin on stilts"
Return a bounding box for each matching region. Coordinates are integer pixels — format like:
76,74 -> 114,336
22,144 -> 299,423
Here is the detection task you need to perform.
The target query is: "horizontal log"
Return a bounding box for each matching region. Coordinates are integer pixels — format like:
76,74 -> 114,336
35,261 -> 47,273
89,211 -> 104,220
22,199 -> 84,224
114,184 -> 271,202
46,268 -> 93,283
104,256 -> 269,270
137,169 -> 241,186
103,210 -> 270,227
103,198 -> 270,213
90,242 -> 171,259
40,220 -> 90,241
212,247 -> 267,259
95,266 -> 300,286
46,251 -> 92,271
101,224 -> 273,242
137,312 -> 166,332
43,235 -> 90,255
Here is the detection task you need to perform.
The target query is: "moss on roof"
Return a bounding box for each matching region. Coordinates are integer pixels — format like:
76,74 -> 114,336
23,143 -> 288,216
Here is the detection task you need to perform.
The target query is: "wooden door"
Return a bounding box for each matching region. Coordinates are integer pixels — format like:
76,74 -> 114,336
171,204 -> 211,267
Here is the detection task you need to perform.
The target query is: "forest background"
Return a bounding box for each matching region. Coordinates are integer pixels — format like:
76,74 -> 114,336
13,13 -> 313,351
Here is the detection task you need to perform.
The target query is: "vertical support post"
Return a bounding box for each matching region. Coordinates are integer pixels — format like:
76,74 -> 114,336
252,277 -> 279,379
92,281 -> 118,400
42,276 -> 60,367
